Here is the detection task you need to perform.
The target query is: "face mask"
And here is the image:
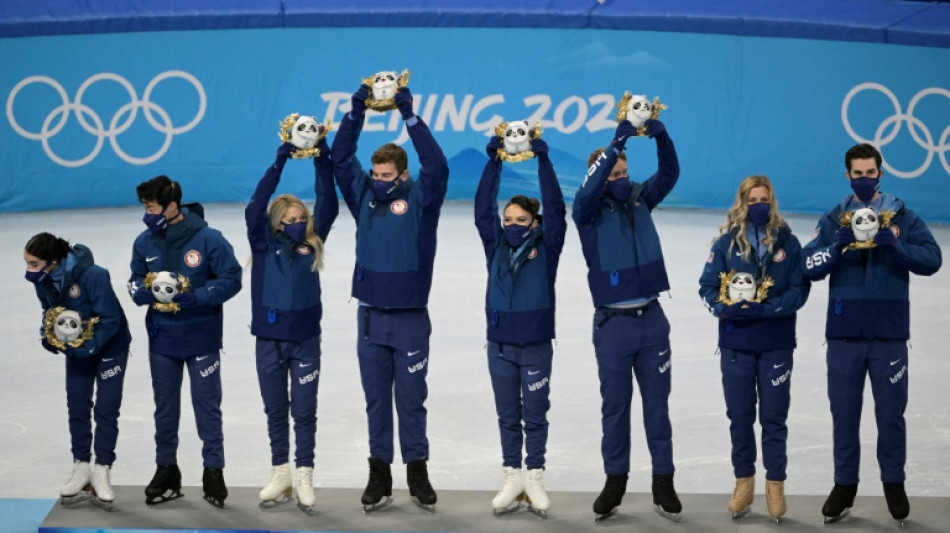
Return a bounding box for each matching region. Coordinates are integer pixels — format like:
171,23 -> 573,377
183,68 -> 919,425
25,267 -> 48,284
747,203 -> 771,226
283,221 -> 307,243
605,177 -> 632,201
503,223 -> 532,248
850,176 -> 879,203
373,179 -> 406,201
142,207 -> 168,234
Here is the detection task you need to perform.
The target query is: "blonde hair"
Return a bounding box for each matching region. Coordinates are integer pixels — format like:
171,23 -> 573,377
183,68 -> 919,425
717,175 -> 786,262
268,194 -> 324,271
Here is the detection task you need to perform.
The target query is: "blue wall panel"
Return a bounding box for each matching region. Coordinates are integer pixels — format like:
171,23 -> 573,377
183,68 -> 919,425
2,28 -> 949,220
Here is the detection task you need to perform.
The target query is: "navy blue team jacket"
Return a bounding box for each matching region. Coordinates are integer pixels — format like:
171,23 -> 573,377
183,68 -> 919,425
129,205 -> 243,357
699,225 -> 810,352
802,193 -> 941,340
572,131 -> 680,306
331,114 -> 449,309
34,244 -> 131,357
474,155 -> 566,345
245,150 -> 339,342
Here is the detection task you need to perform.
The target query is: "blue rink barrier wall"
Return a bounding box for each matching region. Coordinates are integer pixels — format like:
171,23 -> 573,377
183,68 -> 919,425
2,15 -> 949,221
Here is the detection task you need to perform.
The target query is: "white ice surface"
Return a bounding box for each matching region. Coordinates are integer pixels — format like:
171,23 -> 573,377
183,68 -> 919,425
1,203 -> 947,500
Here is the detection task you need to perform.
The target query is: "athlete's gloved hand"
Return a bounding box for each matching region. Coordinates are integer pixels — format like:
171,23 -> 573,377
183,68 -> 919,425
315,130 -> 330,157
874,227 -> 899,249
394,87 -> 415,121
173,292 -> 199,309
486,136 -> 503,160
722,302 -> 764,321
530,138 -> 549,157
276,142 -> 295,163
612,120 -> 638,151
41,339 -> 59,354
350,84 -> 370,117
132,286 -> 156,306
643,119 -> 666,138
61,345 -> 79,357
833,227 -> 857,252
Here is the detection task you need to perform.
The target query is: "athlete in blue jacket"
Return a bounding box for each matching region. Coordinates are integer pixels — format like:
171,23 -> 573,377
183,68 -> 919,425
698,175 -> 810,522
25,233 -> 131,510
803,144 -> 941,524
572,118 -> 682,522
127,176 -> 242,509
475,135 -> 566,517
247,140 -> 338,514
331,84 -> 449,512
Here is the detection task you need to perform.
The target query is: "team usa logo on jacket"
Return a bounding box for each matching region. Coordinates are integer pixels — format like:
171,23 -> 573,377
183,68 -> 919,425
772,248 -> 786,262
184,249 -> 202,267
528,247 -> 538,260
390,199 -> 408,215
891,225 -> 900,238
68,284 -> 81,298
296,244 -> 311,256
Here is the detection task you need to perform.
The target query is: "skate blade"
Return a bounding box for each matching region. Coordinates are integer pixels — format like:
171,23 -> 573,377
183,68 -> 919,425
493,501 -> 522,516
91,497 -> 114,512
730,506 -> 751,519
297,500 -> 315,515
59,490 -> 94,506
822,507 -> 852,524
203,494 -> 226,509
145,489 -> 183,506
527,505 -> 549,518
411,496 -> 436,513
594,507 -> 619,522
259,493 -> 294,510
362,496 -> 393,514
655,505 -> 681,522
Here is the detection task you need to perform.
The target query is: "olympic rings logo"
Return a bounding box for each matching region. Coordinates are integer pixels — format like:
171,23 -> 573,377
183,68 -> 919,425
6,71 -> 206,167
841,82 -> 950,179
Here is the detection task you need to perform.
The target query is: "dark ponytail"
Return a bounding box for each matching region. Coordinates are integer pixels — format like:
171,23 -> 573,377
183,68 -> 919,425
25,232 -> 70,262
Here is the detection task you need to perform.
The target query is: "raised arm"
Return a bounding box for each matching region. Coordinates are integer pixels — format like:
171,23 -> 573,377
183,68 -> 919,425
246,143 -> 293,252
474,136 -> 504,258
312,136 -> 339,243
397,87 -> 449,215
533,138 -> 567,258
639,120 -> 680,211
331,85 -> 371,220
573,120 -> 637,226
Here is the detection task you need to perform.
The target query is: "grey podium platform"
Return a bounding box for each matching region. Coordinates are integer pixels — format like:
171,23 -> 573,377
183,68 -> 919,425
40,486 -> 950,533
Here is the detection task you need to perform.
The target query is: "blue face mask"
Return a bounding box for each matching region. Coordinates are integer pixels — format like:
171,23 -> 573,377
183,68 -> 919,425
373,179 -> 406,201
142,207 -> 168,234
606,177 -> 632,202
283,221 -> 307,243
25,267 -> 48,284
747,203 -> 771,226
503,223 -> 532,248
850,176 -> 880,203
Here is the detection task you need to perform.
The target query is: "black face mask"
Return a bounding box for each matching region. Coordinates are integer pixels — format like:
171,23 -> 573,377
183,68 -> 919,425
747,203 -> 770,226
25,267 -> 49,284
850,176 -> 880,203
503,223 -> 532,247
